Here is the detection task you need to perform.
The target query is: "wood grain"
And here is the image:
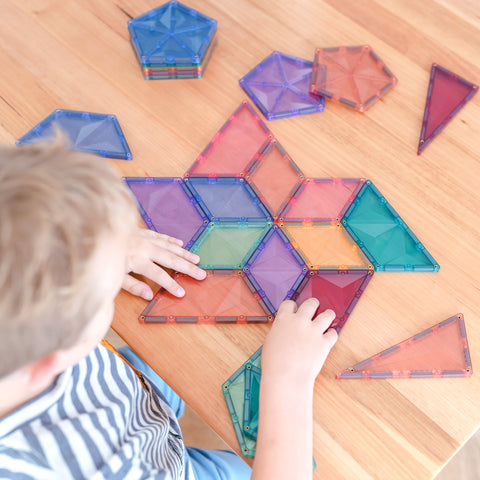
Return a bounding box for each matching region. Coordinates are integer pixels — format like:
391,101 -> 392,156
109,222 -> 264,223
1,1 -> 479,478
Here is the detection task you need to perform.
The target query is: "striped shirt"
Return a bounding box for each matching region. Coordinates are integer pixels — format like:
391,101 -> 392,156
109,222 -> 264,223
0,345 -> 195,479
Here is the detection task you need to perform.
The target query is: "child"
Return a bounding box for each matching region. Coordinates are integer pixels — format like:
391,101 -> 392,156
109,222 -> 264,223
0,142 -> 337,480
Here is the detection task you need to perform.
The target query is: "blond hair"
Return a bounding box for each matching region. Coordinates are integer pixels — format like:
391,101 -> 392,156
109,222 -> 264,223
0,141 -> 138,378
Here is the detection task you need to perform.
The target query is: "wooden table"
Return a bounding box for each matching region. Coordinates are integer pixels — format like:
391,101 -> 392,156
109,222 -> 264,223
1,1 -> 479,478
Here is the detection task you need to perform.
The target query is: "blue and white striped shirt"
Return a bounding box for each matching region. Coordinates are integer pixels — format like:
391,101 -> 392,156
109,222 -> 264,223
0,345 -> 194,479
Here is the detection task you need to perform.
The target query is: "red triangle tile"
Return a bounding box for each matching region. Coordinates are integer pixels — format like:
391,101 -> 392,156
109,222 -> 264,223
418,64 -> 478,154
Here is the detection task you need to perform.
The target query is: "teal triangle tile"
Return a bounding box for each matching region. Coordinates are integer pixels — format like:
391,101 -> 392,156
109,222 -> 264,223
342,180 -> 439,272
222,347 -> 262,457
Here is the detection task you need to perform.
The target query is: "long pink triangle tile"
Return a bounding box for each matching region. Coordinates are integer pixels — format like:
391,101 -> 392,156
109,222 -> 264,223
337,314 -> 472,379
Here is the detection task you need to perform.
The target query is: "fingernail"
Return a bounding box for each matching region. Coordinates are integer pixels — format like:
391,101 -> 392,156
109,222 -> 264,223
176,287 -> 185,297
197,269 -> 207,279
142,289 -> 153,301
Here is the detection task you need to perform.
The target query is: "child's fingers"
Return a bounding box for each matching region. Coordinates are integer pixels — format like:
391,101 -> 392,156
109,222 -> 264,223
152,242 -> 202,267
147,235 -> 200,264
295,297 -> 320,320
136,229 -> 185,249
121,274 -> 154,300
133,229 -> 200,266
323,328 -> 339,348
149,248 -> 206,280
167,235 -> 183,246
312,308 -> 336,332
131,262 -> 188,297
276,299 -> 297,316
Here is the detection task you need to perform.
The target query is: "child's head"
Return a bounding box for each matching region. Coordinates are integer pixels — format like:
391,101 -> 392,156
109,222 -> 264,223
0,141 -> 138,380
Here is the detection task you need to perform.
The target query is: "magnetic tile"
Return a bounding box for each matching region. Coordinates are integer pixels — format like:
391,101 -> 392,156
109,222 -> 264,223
418,63 -> 478,154
342,180 -> 439,271
141,271 -> 271,323
17,109 -> 132,160
184,176 -> 271,222
246,140 -> 304,219
337,314 -> 472,378
244,226 -> 308,314
310,45 -> 397,112
293,269 -> 373,333
186,101 -> 272,176
280,178 -> 364,222
240,51 -> 325,120
124,177 -> 207,248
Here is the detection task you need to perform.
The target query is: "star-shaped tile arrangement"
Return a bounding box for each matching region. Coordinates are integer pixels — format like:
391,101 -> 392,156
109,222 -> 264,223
124,100 -> 439,333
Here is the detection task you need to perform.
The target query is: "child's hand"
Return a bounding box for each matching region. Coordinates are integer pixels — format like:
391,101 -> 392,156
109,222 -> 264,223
253,298 -> 337,480
122,228 -> 206,300
261,298 -> 338,387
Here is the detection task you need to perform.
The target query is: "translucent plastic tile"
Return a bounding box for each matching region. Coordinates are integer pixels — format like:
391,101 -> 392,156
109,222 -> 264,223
141,271 -> 271,323
137,36 -> 218,80
184,177 -> 271,222
143,67 -> 201,75
280,178 -> 364,222
137,33 -> 217,69
310,45 -> 398,112
222,348 -> 262,457
337,314 -> 472,379
282,223 -> 371,270
418,63 -> 478,154
186,101 -> 272,176
239,51 -> 325,120
243,363 -> 261,438
128,0 -> 217,66
224,350 -> 318,468
244,226 -> 308,314
143,72 -> 202,80
293,269 -> 373,333
124,177 -> 207,249
245,140 -> 304,219
16,109 -> 132,160
191,222 -> 271,269
342,180 -> 439,272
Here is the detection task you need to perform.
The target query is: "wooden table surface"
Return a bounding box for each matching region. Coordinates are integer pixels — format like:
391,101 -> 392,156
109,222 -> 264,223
1,1 -> 479,478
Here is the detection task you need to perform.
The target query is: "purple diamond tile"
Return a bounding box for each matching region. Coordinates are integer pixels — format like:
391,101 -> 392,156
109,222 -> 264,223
124,177 -> 207,249
244,226 -> 307,313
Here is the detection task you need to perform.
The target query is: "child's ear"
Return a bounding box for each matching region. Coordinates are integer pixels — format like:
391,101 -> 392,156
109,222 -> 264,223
27,352 -> 60,388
